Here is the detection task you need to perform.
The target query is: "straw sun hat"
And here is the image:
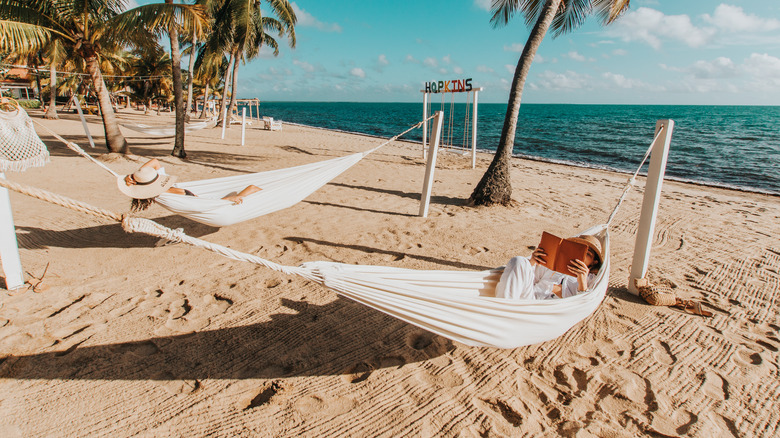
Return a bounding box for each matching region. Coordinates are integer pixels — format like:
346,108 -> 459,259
117,167 -> 177,199
568,235 -> 603,262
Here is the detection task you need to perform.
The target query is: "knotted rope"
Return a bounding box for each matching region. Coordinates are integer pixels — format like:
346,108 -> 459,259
0,175 -> 319,281
605,125 -> 666,227
31,119 -> 120,177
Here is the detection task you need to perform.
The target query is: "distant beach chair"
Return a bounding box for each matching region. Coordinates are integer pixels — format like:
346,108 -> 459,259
263,116 -> 282,131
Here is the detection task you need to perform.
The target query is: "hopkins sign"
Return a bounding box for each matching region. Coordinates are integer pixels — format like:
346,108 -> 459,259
424,78 -> 473,93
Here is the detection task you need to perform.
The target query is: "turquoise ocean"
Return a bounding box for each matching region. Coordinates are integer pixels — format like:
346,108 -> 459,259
239,102 -> 779,195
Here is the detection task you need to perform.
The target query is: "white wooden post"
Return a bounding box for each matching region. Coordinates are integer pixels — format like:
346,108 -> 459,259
419,111 -> 444,218
422,92 -> 428,159
220,106 -> 228,139
0,173 -> 24,290
241,108 -> 246,145
471,90 -> 479,169
628,119 -> 674,295
72,95 -> 96,149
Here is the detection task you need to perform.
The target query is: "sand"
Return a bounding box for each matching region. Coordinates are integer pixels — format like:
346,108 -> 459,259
1,108 -> 778,437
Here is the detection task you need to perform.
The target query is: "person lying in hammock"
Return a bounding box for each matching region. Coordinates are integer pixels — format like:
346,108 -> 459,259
494,234 -> 602,300
118,158 -> 262,212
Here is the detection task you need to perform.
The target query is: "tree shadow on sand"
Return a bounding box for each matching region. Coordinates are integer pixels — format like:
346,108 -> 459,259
0,297 -> 453,381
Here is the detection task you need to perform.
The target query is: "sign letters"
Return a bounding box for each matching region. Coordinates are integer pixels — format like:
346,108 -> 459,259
424,78 -> 473,93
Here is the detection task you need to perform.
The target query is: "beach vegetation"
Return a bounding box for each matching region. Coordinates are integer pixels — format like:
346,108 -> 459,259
204,0 -> 296,128
470,0 -> 630,206
0,0 -> 206,155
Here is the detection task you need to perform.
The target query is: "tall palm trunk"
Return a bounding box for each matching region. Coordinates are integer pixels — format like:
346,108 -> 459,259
167,0 -> 186,158
218,53 -> 234,128
84,55 -> 129,154
185,31 -> 197,122
226,48 -> 241,124
199,82 -> 210,119
470,0 -> 562,206
44,63 -> 58,119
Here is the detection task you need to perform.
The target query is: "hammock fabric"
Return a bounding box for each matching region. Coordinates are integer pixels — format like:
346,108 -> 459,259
1,172 -> 611,349
301,225 -> 610,348
0,103 -> 49,172
120,118 -> 217,136
155,151 -> 368,227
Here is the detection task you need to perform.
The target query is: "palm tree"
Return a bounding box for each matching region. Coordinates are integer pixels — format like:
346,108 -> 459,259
43,40 -> 67,119
127,46 -> 173,114
209,0 -> 295,127
0,0 -> 205,154
470,0 -> 630,206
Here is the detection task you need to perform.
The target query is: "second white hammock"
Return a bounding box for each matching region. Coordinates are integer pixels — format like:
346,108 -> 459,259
155,151 -> 367,227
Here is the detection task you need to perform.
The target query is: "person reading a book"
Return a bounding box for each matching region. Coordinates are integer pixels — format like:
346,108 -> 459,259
494,234 -> 603,300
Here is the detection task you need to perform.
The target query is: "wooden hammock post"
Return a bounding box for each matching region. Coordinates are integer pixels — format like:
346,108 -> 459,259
471,89 -> 479,169
628,119 -> 674,295
241,108 -> 246,145
72,95 -> 95,149
221,106 -> 228,139
419,111 -> 444,217
422,92 -> 429,159
0,173 -> 24,290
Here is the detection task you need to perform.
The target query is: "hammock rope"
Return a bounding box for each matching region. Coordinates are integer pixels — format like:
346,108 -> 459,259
605,125 -> 665,226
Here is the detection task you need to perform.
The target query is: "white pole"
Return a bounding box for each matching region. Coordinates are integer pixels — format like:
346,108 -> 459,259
422,92 -> 428,160
419,111 -> 444,218
628,119 -> 674,295
221,106 -> 228,139
0,173 -> 24,290
471,90 -> 479,169
241,108 -> 246,145
72,95 -> 96,149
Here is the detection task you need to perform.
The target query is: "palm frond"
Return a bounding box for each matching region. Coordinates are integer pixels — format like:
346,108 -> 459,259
593,0 -> 630,25
0,20 -> 51,52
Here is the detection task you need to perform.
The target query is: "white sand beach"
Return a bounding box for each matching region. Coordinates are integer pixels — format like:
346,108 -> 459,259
1,108 -> 779,437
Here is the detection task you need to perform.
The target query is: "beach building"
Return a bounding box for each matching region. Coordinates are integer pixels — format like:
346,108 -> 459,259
0,67 -> 36,100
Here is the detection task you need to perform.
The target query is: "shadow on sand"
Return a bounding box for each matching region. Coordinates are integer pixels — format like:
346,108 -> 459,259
0,297 -> 453,381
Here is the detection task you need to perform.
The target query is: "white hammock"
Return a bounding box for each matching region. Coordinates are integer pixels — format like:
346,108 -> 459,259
120,118 -> 217,136
0,102 -> 49,172
156,151 -> 368,227
300,225 -> 610,348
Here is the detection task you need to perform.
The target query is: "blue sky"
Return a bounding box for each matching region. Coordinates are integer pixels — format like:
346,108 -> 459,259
134,0 -> 780,104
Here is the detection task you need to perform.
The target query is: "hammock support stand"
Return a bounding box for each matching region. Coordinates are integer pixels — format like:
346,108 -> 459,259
0,173 -> 23,290
628,119 -> 674,294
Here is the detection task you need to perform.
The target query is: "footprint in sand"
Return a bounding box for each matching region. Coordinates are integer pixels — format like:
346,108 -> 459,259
732,346 -> 763,367
152,371 -> 199,395
341,361 -> 375,384
405,331 -> 452,357
240,381 -> 283,410
294,394 -> 356,417
652,340 -> 677,365
700,370 -> 729,401
473,397 -> 525,432
553,363 -> 589,395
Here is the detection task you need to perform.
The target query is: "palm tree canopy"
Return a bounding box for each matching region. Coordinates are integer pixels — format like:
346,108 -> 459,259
491,0 -> 629,36
0,0 -> 206,54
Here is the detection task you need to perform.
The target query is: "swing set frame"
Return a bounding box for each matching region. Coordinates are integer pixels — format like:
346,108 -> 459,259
421,82 -> 483,169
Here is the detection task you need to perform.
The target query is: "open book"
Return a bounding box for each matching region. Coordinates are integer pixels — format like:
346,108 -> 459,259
537,232 -> 589,276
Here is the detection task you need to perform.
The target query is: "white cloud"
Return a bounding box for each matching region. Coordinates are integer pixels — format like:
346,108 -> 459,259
504,43 -> 524,52
602,72 -> 648,89
378,54 -> 389,66
350,68 -> 366,78
566,51 -> 587,62
442,55 -> 452,64
612,49 -> 627,56
293,59 -> 316,73
291,2 -> 342,32
689,57 -> 738,79
424,57 -> 438,68
405,55 -> 420,64
535,70 -> 592,89
610,7 -> 715,49
702,4 -> 780,33
743,53 -> 780,82
474,0 -> 491,12
504,64 -> 515,74
477,65 -> 494,73
454,66 -> 464,75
